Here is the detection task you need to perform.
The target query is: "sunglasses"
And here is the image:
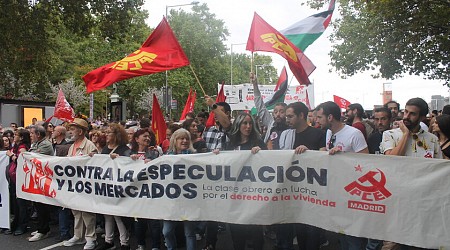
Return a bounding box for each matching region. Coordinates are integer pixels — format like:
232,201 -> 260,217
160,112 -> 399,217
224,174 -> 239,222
328,134 -> 336,149
412,133 -> 425,149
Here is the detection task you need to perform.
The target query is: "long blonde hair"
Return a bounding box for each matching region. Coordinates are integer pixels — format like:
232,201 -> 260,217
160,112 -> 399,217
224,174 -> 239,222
167,128 -> 195,153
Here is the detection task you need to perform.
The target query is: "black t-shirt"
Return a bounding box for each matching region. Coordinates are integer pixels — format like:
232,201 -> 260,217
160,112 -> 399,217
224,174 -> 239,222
101,144 -> 131,156
367,131 -> 382,154
293,126 -> 326,150
227,138 -> 267,151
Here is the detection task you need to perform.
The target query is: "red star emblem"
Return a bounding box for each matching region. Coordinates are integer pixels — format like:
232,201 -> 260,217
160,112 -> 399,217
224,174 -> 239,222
354,165 -> 363,172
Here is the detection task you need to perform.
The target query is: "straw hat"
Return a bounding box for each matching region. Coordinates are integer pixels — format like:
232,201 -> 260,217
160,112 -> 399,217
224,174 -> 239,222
69,118 -> 89,131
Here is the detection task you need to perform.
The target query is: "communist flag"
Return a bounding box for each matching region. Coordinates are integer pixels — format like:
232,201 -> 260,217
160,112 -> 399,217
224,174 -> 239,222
205,83 -> 226,128
246,12 -> 315,85
53,89 -> 75,122
83,17 -> 190,93
151,94 -> 167,145
180,88 -> 197,121
333,95 -> 351,109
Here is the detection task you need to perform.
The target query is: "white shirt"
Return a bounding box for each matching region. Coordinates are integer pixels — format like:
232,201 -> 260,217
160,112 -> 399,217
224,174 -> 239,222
380,128 -> 442,158
325,125 -> 367,152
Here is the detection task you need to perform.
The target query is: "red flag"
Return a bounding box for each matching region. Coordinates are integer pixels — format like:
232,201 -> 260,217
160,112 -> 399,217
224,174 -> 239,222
179,88 -> 197,120
53,89 -> 75,122
333,95 -> 351,109
83,17 -> 190,93
151,94 -> 167,145
205,83 -> 226,128
305,89 -> 311,110
246,13 -> 315,85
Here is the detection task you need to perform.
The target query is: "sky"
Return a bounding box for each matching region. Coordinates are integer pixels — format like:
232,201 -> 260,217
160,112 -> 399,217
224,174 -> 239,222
143,0 -> 449,110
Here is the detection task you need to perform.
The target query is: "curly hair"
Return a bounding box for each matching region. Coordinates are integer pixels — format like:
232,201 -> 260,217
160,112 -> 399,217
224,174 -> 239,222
108,123 -> 129,146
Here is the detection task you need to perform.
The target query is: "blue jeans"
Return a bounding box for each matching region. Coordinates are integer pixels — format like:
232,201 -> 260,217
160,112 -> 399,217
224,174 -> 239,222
135,219 -> 161,248
58,207 -> 72,238
366,239 -> 382,250
340,235 -> 366,250
276,223 -> 322,250
163,221 -> 197,250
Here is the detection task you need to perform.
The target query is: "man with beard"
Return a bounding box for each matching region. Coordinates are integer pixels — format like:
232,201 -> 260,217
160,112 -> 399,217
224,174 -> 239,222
380,98 -> 441,250
251,73 -> 289,149
384,101 -> 400,118
346,103 -> 368,141
63,118 -> 98,249
367,107 -> 392,154
277,101 -> 326,250
315,101 -> 368,249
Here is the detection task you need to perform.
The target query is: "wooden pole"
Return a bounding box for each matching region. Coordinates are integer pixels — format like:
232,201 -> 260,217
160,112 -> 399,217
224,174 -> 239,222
189,65 -> 206,96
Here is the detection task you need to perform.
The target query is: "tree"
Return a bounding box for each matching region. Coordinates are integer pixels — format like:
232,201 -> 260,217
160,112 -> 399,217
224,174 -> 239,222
306,0 -> 449,86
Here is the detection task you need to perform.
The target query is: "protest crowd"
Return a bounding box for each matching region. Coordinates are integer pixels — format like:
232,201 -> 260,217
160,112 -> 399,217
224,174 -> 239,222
1,72 -> 449,250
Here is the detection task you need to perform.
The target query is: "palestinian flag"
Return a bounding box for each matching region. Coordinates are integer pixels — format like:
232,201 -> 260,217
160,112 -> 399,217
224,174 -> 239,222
281,0 -> 335,51
251,66 -> 289,115
265,66 -> 288,110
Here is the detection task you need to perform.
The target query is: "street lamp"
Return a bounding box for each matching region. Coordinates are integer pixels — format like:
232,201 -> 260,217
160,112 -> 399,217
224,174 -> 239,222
255,64 -> 268,84
230,43 -> 246,85
165,1 -> 199,117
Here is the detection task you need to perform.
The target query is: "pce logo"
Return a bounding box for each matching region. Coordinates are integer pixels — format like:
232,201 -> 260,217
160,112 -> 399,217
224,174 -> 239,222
344,168 -> 391,213
22,158 -> 56,198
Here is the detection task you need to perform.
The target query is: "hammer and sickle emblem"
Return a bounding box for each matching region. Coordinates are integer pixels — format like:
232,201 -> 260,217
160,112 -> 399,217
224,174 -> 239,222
111,50 -> 158,71
260,33 -> 298,62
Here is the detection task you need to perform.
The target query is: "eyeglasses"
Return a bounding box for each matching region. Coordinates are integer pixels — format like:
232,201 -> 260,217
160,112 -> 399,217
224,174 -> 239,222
412,133 -> 427,150
328,134 -> 336,149
48,124 -> 53,127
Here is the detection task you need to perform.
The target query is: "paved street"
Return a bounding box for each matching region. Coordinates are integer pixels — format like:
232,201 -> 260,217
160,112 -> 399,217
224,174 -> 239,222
1,219 -> 343,250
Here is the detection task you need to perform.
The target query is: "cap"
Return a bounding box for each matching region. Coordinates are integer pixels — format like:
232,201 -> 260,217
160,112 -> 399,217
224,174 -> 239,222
69,118 -> 89,131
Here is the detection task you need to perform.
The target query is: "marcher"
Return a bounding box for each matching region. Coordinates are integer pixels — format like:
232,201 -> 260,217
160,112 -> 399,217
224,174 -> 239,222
432,114 -> 450,159
96,123 -> 131,250
201,97 -> 233,250
251,72 -> 288,149
5,128 -> 31,235
63,118 -> 98,249
222,112 -> 266,250
380,98 -> 442,249
28,125 -> 55,242
162,128 -> 198,250
278,101 -> 326,250
315,101 -> 369,250
130,129 -> 162,250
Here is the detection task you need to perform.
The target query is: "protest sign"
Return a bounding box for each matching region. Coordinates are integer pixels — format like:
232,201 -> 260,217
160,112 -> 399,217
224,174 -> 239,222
17,151 -> 450,248
0,152 -> 10,229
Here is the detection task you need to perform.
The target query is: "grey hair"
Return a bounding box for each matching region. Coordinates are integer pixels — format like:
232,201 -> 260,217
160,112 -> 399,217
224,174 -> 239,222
168,128 -> 195,153
31,125 -> 46,138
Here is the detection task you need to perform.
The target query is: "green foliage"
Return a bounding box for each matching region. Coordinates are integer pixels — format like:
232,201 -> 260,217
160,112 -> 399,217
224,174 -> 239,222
307,0 -> 449,86
0,1 -> 279,119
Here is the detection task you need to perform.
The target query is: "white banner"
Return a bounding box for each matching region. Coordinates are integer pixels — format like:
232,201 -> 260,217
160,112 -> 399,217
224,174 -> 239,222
17,151 -> 450,248
222,83 -> 314,110
0,152 -> 10,229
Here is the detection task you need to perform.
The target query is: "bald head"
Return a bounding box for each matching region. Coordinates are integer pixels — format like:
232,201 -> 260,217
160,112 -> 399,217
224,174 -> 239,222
52,125 -> 67,142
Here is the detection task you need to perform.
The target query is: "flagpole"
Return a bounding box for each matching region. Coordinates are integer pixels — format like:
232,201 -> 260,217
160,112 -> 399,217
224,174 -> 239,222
250,52 -> 254,74
189,65 -> 206,96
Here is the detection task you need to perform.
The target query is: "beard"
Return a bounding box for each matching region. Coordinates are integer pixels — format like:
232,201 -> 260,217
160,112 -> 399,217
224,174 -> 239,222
403,118 -> 420,130
346,115 -> 354,125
